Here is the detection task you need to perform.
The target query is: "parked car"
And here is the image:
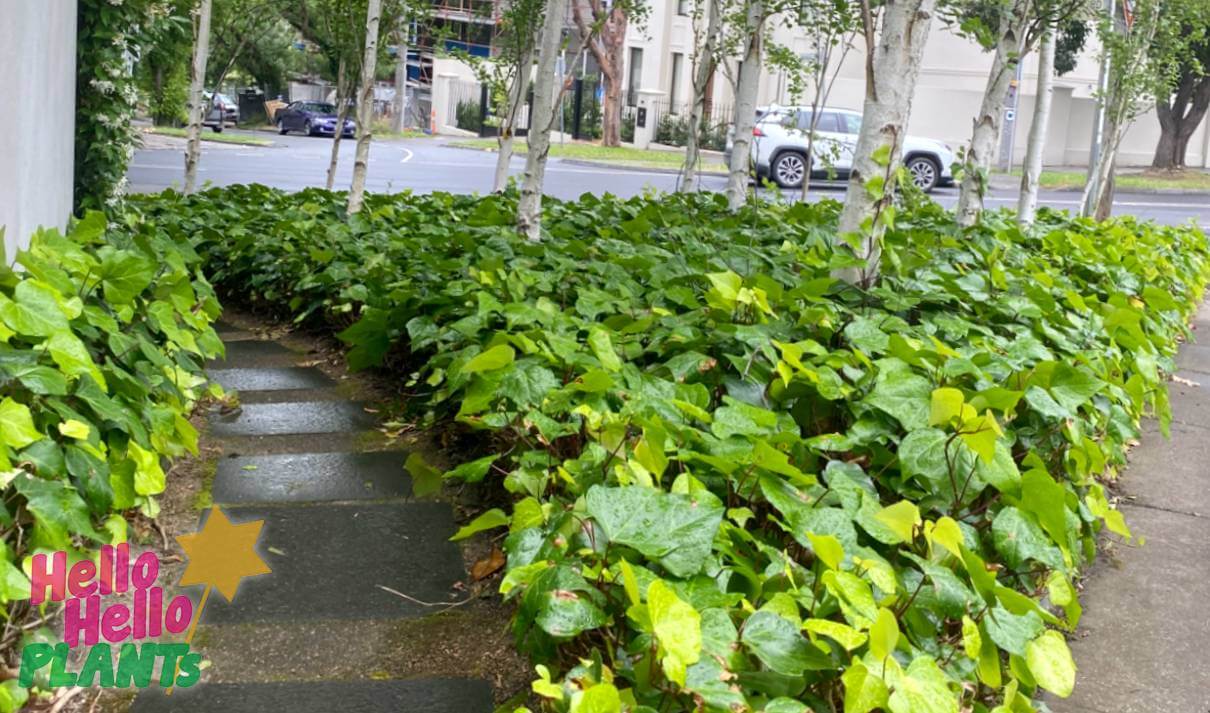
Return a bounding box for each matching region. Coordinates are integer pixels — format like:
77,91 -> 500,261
725,105 -> 955,192
275,101 -> 355,138
203,92 -> 238,133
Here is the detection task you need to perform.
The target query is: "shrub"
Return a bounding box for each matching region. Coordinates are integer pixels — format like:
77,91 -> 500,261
123,186 -> 1209,712
456,99 -> 483,133
0,212 -> 222,705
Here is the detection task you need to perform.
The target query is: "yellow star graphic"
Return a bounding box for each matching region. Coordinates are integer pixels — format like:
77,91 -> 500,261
176,507 -> 272,602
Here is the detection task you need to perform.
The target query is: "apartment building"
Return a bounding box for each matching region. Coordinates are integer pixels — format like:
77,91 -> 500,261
622,1 -> 1208,168
433,0 -> 1207,168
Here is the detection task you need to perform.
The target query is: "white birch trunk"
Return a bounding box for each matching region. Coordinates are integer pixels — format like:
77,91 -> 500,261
680,0 -> 721,193
1082,125 -> 1120,217
325,60 -> 350,191
183,0 -> 213,195
391,16 -> 408,134
726,0 -> 764,211
956,9 -> 1028,227
347,0 -> 383,216
1017,27 -> 1054,225
516,0 -> 567,241
834,0 -> 938,285
494,45 -> 535,193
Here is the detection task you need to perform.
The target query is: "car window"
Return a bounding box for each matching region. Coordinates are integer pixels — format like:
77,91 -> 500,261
816,112 -> 842,132
316,103 -> 336,114
839,113 -> 862,135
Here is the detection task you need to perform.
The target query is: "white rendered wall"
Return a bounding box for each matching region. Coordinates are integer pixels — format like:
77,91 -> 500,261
0,0 -> 77,261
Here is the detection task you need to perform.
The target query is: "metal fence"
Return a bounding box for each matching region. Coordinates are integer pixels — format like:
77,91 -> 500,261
649,99 -> 734,151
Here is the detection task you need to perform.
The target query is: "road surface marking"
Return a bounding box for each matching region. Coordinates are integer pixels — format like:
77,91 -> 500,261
400,148 -> 414,163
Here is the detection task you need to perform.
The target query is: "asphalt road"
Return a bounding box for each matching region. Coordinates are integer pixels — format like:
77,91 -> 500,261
128,130 -> 1210,226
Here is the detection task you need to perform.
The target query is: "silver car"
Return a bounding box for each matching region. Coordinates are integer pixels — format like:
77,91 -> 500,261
203,92 -> 238,133
726,106 -> 955,193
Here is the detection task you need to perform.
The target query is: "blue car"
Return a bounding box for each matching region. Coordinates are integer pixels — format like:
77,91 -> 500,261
275,101 -> 355,137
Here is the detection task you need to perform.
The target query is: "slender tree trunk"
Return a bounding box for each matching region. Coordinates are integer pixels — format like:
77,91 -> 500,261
184,0 -> 213,195
1017,27 -> 1055,225
834,0 -> 938,285
726,0 -> 765,212
392,17 -> 409,134
1082,116 -> 1121,217
602,70 -> 623,145
495,44 -> 535,193
326,60 -> 351,191
601,15 -> 627,147
516,0 -> 567,240
957,5 -> 1029,227
348,0 -> 383,215
571,3 -> 627,147
680,0 -> 721,193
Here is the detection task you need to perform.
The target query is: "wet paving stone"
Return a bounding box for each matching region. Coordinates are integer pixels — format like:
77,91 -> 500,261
208,340 -> 299,369
133,678 -> 492,713
210,367 -> 335,392
213,451 -> 411,504
209,402 -> 375,437
193,503 -> 466,625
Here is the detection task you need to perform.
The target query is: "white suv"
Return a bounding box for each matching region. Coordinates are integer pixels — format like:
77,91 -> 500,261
726,106 -> 955,193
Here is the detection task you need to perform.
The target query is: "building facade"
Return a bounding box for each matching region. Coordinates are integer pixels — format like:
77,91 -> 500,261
0,0 -> 78,259
431,0 -> 1207,168
620,2 -> 1208,168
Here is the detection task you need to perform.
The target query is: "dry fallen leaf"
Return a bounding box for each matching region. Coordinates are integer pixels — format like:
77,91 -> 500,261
471,547 -> 506,581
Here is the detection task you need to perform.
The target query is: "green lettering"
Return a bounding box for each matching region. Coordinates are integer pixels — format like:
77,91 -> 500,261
17,643 -> 54,687
48,643 -> 77,687
77,643 -> 115,688
115,643 -> 158,688
173,652 -> 203,688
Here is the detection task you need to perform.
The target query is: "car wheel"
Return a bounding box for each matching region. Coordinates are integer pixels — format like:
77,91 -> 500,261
277,119 -> 288,135
771,152 -> 808,189
906,156 -> 939,193
211,123 -> 223,133
304,119 -> 314,136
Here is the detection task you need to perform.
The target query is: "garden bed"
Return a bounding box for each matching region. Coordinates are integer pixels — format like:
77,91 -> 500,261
118,186 -> 1209,712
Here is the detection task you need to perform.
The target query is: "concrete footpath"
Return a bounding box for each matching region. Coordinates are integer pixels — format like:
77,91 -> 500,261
1053,302 -> 1210,713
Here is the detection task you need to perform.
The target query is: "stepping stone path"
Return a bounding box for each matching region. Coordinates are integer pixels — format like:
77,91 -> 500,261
133,321 -> 492,713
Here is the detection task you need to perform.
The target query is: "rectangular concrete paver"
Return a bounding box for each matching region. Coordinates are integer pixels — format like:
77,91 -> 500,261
1053,505 -> 1210,713
210,367 -> 335,392
209,401 -> 375,437
195,502 -> 466,625
1175,343 -> 1210,375
132,678 -> 492,713
212,451 -> 411,504
1161,370 -> 1210,429
1051,311 -> 1210,713
208,340 -> 300,369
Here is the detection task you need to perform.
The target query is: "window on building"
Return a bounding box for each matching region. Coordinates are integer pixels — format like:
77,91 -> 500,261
677,0 -> 691,15
669,53 -> 684,111
627,47 -> 643,107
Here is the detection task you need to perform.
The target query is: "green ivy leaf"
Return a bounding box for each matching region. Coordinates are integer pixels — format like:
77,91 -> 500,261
741,610 -> 833,675
0,398 -> 41,450
586,485 -> 723,578
648,579 -> 702,686
1025,630 -> 1076,697
864,372 -> 931,431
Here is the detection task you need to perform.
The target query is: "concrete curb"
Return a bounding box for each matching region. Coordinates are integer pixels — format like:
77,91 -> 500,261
558,158 -> 727,177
